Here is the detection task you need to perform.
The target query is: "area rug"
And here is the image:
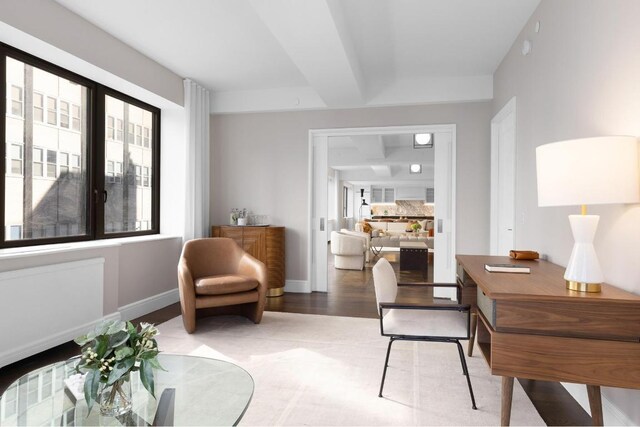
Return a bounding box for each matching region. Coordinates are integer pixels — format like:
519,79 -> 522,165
156,312 -> 544,426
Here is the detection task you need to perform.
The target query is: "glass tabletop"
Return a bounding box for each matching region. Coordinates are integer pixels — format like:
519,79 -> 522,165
0,353 -> 254,426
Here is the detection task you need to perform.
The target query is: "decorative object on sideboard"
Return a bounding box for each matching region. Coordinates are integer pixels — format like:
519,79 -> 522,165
536,136 -> 640,293
74,320 -> 163,416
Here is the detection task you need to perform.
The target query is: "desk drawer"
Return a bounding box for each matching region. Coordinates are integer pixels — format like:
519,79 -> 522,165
477,287 -> 496,327
456,263 -> 476,286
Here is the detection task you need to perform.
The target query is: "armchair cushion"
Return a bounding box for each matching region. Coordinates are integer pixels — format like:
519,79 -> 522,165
195,275 -> 259,296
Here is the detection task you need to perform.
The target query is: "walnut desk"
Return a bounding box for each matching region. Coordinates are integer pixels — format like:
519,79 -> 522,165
455,255 -> 640,426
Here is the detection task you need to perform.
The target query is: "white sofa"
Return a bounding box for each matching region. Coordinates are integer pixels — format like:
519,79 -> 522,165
356,220 -> 434,252
330,230 -> 368,270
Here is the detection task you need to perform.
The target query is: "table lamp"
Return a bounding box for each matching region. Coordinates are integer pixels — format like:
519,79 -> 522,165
536,136 -> 640,292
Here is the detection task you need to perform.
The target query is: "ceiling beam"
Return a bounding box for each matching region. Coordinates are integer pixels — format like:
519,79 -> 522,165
250,0 -> 365,107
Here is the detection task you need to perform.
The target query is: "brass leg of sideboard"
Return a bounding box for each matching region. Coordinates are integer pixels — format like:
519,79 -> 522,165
501,376 -> 514,426
586,385 -> 603,426
467,312 -> 478,357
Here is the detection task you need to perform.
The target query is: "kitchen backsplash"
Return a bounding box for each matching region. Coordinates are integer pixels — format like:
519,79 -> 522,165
371,200 -> 434,216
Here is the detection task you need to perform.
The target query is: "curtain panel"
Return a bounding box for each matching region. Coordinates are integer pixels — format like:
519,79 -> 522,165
184,79 -> 211,240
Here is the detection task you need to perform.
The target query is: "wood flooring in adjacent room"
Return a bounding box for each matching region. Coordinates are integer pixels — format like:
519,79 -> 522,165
0,248 -> 591,426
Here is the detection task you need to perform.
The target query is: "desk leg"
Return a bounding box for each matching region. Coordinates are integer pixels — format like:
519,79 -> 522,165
467,311 -> 477,357
586,385 -> 603,426
501,376 -> 514,426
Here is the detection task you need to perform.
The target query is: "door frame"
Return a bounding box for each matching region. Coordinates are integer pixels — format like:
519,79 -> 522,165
490,96 -> 517,255
308,124 -> 457,293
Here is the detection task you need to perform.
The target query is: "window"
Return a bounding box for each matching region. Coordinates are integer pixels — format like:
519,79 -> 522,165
115,161 -> 123,183
106,116 -> 115,139
59,152 -> 69,176
71,104 -> 81,130
7,143 -> 23,175
127,122 -> 134,143
342,187 -> 349,218
116,118 -> 123,141
33,147 -> 43,177
135,124 -> 142,145
106,160 -> 114,183
2,47 -> 160,247
71,154 -> 80,173
60,101 -> 69,128
46,149 -> 57,177
33,92 -> 44,122
10,85 -> 22,116
2,384 -> 17,418
104,93 -> 158,234
46,96 -> 57,125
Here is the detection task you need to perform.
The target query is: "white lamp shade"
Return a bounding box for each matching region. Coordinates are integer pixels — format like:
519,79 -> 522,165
536,136 -> 640,207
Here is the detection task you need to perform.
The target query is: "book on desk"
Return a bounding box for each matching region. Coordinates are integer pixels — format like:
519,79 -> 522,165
484,263 -> 530,273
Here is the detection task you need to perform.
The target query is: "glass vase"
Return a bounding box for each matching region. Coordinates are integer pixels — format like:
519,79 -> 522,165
98,377 -> 132,416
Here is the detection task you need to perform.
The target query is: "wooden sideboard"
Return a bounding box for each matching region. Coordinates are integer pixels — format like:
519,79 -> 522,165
211,226 -> 285,297
456,255 -> 640,426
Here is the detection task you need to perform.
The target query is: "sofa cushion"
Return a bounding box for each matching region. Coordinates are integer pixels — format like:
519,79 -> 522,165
195,275 -> 259,296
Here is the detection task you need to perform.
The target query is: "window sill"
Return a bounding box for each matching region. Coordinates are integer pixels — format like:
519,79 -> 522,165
0,234 -> 182,260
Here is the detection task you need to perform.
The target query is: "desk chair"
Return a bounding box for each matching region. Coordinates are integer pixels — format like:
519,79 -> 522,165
372,258 -> 477,409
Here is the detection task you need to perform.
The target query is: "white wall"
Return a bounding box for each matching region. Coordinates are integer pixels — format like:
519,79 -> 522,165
211,102 -> 492,280
493,0 -> 640,424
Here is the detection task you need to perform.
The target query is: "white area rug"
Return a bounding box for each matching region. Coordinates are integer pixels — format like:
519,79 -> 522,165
156,312 -> 544,426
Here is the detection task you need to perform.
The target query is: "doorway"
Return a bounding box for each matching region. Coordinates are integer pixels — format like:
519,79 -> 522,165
490,97 -> 516,255
309,124 -> 457,300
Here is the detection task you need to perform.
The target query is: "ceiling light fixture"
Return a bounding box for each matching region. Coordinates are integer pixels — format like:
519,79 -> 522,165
413,133 -> 433,148
410,164 -> 422,174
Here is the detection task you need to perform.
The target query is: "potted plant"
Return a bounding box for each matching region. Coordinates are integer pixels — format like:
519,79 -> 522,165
411,222 -> 422,233
74,320 -> 164,416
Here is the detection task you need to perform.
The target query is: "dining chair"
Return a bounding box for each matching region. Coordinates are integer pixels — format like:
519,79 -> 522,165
372,258 -> 477,409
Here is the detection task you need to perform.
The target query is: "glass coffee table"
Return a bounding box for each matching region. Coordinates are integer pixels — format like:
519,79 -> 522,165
0,354 -> 254,426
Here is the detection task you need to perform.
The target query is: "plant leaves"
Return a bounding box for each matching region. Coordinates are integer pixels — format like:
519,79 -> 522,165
107,357 -> 135,386
94,336 -> 109,358
115,347 -> 134,360
106,321 -> 126,335
108,330 -> 129,348
139,359 -> 155,398
147,357 -> 166,372
83,369 -> 101,413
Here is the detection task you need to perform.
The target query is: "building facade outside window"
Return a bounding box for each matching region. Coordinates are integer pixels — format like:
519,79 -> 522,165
1,44 -> 160,247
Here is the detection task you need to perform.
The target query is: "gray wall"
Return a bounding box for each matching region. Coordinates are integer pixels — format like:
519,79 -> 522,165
493,0 -> 640,422
211,102 -> 492,280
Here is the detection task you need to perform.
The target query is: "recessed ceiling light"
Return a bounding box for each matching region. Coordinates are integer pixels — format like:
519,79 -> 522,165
413,133 -> 433,148
410,164 -> 422,174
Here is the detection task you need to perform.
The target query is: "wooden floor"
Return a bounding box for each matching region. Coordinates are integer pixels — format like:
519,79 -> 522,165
0,247 -> 590,426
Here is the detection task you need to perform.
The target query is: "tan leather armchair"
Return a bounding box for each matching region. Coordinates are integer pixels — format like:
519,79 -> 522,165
178,238 -> 268,333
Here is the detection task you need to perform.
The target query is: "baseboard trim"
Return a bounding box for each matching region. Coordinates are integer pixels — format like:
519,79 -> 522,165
284,280 -> 311,293
118,288 -> 180,321
562,382 -> 635,426
0,312 -> 120,369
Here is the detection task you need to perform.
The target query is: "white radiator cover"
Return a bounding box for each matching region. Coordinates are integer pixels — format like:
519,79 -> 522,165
0,258 -> 109,368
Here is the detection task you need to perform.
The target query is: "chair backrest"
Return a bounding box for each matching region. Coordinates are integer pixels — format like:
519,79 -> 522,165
181,238 -> 243,279
372,258 -> 398,315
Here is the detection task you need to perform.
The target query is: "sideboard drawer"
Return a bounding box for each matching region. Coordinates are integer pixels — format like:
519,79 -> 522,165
477,287 -> 496,328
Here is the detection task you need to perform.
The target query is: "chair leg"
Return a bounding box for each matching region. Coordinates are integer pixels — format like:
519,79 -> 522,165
456,341 -> 477,410
378,338 -> 395,397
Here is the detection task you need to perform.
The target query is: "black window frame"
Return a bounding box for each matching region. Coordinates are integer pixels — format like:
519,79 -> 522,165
0,42 -> 160,248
